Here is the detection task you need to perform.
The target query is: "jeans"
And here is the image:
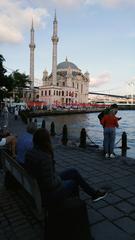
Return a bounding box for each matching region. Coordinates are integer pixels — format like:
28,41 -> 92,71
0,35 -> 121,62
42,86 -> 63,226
47,168 -> 96,204
104,127 -> 116,154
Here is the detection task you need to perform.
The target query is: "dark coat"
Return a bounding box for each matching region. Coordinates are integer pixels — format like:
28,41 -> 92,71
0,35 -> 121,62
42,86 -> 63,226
25,148 -> 63,194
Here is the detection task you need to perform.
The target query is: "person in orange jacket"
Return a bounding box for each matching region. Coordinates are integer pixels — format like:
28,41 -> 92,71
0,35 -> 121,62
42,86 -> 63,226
101,109 -> 119,158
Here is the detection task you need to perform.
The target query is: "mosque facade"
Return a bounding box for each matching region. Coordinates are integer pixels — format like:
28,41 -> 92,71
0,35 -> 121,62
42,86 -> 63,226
27,13 -> 90,106
39,58 -> 90,106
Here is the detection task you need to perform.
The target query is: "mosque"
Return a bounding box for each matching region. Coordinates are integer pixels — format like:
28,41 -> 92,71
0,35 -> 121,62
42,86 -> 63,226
24,13 -> 90,107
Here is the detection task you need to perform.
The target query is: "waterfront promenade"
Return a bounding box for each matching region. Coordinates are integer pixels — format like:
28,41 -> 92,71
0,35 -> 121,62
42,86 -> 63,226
0,114 -> 135,239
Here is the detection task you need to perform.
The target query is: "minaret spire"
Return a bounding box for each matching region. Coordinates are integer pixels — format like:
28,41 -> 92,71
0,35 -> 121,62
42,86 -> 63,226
51,11 -> 59,85
29,19 -> 36,90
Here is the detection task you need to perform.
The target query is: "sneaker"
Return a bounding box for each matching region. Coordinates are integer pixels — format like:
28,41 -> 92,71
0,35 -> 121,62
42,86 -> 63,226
105,153 -> 109,158
110,153 -> 115,158
92,191 -> 108,202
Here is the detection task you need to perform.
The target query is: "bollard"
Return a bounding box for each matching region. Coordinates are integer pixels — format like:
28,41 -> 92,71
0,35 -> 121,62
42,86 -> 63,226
29,117 -> 32,123
79,128 -> 86,148
121,131 -> 127,157
41,119 -> 46,129
50,122 -> 56,136
61,124 -> 68,145
34,118 -> 37,128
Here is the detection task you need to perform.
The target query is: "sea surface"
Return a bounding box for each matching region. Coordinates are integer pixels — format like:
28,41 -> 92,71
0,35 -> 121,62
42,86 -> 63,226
37,110 -> 135,159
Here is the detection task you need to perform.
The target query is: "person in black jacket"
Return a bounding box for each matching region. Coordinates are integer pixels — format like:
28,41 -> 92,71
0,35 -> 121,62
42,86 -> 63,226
25,128 -> 108,205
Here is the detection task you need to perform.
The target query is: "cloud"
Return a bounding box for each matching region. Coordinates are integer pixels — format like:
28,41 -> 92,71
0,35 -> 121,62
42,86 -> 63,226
0,0 -> 48,44
51,0 -> 83,7
51,0 -> 135,8
85,0 -> 135,8
90,72 -> 111,87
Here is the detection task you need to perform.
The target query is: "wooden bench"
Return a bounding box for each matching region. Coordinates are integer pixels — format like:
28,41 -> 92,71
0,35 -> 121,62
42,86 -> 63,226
1,150 -> 44,220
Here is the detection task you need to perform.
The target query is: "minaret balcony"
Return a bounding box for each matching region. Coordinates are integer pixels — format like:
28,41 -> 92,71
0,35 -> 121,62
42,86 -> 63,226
51,36 -> 59,42
29,44 -> 36,49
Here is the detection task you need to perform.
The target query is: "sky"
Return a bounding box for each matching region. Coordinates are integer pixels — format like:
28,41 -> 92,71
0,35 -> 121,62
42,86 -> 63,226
1,0 -> 135,96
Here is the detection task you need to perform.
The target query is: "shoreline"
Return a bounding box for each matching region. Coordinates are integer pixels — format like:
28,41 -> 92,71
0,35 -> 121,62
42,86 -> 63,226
29,105 -> 135,118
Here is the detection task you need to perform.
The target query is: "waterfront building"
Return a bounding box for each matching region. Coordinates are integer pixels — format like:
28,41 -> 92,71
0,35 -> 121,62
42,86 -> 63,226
38,13 -> 90,106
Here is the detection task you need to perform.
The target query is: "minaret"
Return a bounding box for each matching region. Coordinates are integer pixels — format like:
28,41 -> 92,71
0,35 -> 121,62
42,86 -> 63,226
51,11 -> 59,86
29,20 -> 36,89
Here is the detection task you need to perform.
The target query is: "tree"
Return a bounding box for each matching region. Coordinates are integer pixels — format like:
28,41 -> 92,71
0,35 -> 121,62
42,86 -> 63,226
0,54 -> 31,101
0,54 -> 7,86
9,70 -> 31,99
0,54 -> 8,100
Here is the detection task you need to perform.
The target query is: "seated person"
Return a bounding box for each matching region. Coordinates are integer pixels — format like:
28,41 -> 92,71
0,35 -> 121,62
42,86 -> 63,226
25,128 -> 108,206
16,123 -> 36,166
0,133 -> 16,158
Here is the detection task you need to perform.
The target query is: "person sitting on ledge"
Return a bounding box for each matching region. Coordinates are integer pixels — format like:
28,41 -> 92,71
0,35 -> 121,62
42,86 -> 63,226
16,122 -> 37,166
0,130 -> 16,158
25,128 -> 108,206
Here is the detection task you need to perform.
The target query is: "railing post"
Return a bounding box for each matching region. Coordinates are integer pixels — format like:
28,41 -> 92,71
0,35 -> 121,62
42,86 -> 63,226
61,124 -> 68,145
50,121 -> 56,136
41,119 -> 46,129
79,128 -> 86,148
121,131 -> 127,157
34,118 -> 37,128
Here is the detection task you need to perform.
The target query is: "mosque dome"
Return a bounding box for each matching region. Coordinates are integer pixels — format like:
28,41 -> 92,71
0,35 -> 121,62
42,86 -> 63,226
57,58 -> 79,70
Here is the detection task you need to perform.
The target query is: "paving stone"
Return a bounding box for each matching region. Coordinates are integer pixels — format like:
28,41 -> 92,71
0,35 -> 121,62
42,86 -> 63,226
115,201 -> 135,214
127,196 -> 135,206
91,220 -> 134,240
89,199 -> 109,210
114,189 -> 134,199
115,217 -> 135,235
105,193 -> 122,204
88,208 -> 105,224
127,185 -> 135,193
130,213 -> 135,220
98,205 -> 124,220
113,177 -> 135,187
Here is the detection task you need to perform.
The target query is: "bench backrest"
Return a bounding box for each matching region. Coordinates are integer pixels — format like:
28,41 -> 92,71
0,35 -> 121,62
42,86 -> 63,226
2,151 -> 43,218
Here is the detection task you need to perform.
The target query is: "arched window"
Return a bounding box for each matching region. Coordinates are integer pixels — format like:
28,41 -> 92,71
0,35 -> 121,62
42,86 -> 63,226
62,91 -> 64,96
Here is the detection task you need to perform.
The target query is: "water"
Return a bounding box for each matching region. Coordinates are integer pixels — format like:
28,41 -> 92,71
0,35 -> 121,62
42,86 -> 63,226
36,110 -> 135,159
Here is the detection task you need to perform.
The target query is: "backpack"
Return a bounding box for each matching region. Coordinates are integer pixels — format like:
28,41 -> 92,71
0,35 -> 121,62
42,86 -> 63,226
98,107 -> 110,121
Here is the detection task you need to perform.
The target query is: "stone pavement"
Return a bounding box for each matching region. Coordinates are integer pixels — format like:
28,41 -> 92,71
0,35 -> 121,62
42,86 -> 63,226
0,113 -> 135,240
